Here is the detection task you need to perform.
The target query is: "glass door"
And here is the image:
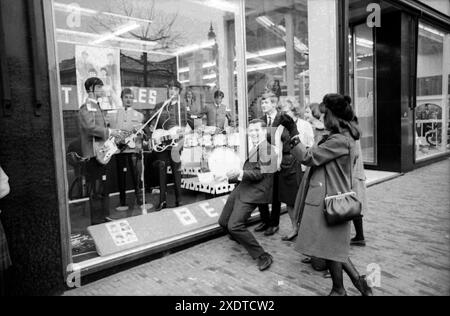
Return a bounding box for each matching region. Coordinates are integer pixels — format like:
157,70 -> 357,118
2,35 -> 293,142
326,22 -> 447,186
350,23 -> 377,165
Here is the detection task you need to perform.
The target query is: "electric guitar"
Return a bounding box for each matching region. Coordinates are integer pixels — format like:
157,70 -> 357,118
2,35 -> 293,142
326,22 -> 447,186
95,96 -> 177,165
95,130 -> 131,165
151,127 -> 184,152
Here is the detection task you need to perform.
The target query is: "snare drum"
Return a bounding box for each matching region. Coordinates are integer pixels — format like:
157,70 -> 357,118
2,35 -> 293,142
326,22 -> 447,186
208,147 -> 241,178
227,133 -> 240,147
213,134 -> 227,147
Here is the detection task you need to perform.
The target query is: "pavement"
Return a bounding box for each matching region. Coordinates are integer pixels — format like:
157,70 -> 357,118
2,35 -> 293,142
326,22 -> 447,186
64,159 -> 450,296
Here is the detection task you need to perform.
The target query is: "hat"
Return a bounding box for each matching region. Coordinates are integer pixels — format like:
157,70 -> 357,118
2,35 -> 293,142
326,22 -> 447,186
321,94 -> 354,122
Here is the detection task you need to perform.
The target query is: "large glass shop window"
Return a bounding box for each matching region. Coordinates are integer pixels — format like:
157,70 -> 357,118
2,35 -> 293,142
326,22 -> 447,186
245,0 -> 309,124
53,0 -> 241,263
415,23 -> 450,161
350,24 -> 376,164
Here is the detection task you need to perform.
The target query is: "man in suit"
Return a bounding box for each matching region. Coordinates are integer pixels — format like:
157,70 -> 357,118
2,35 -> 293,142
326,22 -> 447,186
79,77 -> 121,225
255,93 -> 283,236
219,119 -> 278,271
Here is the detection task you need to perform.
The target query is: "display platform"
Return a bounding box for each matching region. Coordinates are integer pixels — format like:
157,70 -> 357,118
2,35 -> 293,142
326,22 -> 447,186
88,196 -> 229,257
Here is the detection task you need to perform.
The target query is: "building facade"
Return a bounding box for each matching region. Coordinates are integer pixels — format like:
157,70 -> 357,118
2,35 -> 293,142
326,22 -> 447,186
0,0 -> 449,295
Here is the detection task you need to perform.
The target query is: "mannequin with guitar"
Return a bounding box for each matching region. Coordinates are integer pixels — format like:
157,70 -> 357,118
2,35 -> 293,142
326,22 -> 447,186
149,80 -> 190,212
109,88 -> 145,212
79,77 -> 125,225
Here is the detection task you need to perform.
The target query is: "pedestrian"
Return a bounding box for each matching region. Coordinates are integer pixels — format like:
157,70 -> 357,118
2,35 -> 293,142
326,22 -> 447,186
276,97 -> 314,241
255,93 -> 282,237
0,165 -> 12,296
279,94 -> 373,296
305,103 -> 327,143
351,120 -> 368,246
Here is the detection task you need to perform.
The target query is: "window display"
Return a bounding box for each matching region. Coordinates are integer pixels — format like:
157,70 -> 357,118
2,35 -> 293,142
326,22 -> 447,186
53,0 -> 242,262
415,22 -> 450,161
51,0 -> 312,266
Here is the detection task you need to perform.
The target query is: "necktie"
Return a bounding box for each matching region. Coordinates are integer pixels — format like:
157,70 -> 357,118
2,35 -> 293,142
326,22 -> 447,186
268,116 -> 272,127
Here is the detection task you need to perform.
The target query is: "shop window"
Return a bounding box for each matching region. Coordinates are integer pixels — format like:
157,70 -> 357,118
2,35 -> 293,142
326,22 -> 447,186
350,23 -> 376,165
415,22 -> 450,161
244,0 -> 309,123
52,0 -> 242,263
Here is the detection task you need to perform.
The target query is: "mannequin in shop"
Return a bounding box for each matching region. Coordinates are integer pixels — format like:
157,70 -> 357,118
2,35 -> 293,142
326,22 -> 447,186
151,80 -> 189,212
200,90 -> 235,132
79,77 -> 122,225
109,88 -> 145,212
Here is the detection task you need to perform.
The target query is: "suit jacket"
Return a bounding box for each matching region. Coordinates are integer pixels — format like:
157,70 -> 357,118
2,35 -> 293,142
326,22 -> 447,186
260,112 -> 281,145
153,100 -> 190,130
236,140 -> 278,204
79,100 -> 110,158
201,103 -> 234,129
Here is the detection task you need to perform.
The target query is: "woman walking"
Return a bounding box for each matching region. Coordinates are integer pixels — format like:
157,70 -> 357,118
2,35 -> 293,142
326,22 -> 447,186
279,94 -> 373,296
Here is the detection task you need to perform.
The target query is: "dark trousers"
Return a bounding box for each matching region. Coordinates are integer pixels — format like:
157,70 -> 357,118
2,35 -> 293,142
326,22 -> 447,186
154,150 -> 181,204
86,159 -> 110,225
219,186 -> 266,260
115,153 -> 143,206
258,171 -> 280,227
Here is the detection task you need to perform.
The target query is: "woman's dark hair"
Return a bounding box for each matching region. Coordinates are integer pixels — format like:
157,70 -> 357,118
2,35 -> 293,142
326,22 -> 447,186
322,94 -> 361,140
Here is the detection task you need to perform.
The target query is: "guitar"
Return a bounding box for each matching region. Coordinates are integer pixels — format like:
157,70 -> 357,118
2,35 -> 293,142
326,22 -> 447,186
95,130 -> 131,165
151,127 -> 184,152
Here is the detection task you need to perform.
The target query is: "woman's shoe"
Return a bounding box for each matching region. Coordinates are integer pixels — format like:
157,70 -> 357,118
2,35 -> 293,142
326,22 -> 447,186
354,276 -> 373,296
328,290 -> 347,296
155,201 -> 168,212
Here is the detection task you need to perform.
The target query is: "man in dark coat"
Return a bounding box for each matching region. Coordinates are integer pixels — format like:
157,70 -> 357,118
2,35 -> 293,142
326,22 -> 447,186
219,119 -> 278,271
255,93 -> 282,236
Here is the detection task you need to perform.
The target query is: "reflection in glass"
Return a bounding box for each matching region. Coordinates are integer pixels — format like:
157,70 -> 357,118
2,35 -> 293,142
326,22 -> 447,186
415,23 -> 450,160
245,0 -> 309,123
351,24 -> 376,164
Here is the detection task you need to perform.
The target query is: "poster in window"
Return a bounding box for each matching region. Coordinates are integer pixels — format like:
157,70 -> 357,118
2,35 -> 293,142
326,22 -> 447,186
75,45 -> 122,110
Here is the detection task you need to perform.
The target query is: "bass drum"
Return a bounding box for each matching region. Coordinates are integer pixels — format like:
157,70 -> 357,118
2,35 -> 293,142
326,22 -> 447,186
208,147 -> 241,178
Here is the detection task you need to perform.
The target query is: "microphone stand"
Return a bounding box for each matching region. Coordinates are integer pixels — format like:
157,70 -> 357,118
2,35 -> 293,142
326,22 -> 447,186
134,95 -> 176,215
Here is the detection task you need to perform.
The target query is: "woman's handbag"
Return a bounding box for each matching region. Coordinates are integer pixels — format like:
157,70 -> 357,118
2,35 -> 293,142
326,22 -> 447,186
323,138 -> 362,226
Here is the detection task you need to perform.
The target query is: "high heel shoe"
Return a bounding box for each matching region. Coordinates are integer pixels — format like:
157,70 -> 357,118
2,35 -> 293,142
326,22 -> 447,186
328,290 -> 347,296
354,275 -> 373,296
155,201 -> 167,212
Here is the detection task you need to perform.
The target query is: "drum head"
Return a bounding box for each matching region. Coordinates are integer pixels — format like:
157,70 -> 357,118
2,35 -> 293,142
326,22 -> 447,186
208,148 -> 241,177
